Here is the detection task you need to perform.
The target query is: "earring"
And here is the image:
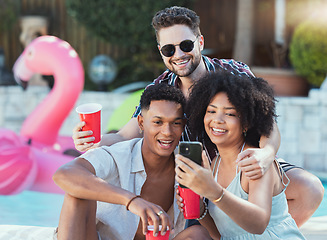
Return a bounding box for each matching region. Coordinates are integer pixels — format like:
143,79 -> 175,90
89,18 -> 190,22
139,128 -> 143,135
243,130 -> 247,137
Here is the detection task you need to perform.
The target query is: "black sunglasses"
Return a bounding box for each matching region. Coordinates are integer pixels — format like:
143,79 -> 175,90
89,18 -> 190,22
159,36 -> 199,57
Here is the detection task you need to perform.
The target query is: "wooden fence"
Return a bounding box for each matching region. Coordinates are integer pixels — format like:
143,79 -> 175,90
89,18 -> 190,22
195,0 -> 275,66
1,0 -> 302,76
0,0 -> 117,72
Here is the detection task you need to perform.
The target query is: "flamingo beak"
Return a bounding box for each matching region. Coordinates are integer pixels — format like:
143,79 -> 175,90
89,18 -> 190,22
16,78 -> 28,90
12,54 -> 34,90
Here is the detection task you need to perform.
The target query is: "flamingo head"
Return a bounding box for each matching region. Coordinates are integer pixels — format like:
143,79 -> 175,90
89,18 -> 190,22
13,35 -> 83,90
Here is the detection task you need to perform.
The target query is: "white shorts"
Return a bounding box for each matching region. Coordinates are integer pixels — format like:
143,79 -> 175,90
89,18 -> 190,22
53,228 -> 101,240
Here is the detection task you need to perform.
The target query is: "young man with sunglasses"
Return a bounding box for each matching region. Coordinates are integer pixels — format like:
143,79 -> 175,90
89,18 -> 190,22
73,6 -> 324,228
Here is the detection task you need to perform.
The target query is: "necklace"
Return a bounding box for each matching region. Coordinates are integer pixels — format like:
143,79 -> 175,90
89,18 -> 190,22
212,142 -> 246,178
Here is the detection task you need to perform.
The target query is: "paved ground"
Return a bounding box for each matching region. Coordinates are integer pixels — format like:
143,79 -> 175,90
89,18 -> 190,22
300,216 -> 327,239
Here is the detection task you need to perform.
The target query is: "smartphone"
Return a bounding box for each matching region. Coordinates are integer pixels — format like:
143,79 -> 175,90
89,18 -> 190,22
178,141 -> 203,165
178,141 -> 203,188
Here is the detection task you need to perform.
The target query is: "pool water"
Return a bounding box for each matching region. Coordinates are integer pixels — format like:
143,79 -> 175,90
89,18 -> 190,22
0,191 -> 64,227
0,182 -> 326,227
312,181 -> 327,217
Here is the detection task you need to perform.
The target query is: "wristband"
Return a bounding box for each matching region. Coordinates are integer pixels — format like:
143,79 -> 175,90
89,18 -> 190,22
126,195 -> 141,211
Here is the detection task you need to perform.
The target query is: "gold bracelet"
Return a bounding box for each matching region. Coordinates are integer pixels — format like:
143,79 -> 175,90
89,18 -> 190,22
212,188 -> 225,203
126,195 -> 141,211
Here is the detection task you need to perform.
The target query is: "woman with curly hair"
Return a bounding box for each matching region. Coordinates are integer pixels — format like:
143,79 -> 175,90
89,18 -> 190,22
175,70 -> 305,239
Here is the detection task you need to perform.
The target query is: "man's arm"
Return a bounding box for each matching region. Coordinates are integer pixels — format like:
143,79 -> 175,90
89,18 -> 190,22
236,121 -> 281,179
53,157 -> 135,204
259,120 -> 280,156
53,156 -> 172,235
73,117 -> 142,152
99,117 -> 142,147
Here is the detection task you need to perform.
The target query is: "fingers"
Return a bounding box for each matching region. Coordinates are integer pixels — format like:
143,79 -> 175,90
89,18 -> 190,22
175,158 -> 190,177
202,151 -> 211,170
236,154 -> 258,168
73,121 -> 86,133
73,130 -> 94,139
129,198 -> 171,237
175,155 -> 202,188
175,166 -> 186,188
237,156 -> 264,179
175,158 -> 189,173
149,210 -> 161,236
243,168 -> 264,180
72,126 -> 94,141
237,148 -> 274,174
175,154 -> 199,172
73,139 -> 95,152
239,164 -> 259,173
139,211 -> 150,236
158,210 -> 171,236
175,159 -> 191,188
236,148 -> 256,163
73,134 -> 95,145
72,122 -> 95,152
175,187 -> 184,212
143,208 -> 171,237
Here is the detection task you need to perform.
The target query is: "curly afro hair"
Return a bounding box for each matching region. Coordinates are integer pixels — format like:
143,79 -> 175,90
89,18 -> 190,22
187,70 -> 277,148
140,83 -> 186,113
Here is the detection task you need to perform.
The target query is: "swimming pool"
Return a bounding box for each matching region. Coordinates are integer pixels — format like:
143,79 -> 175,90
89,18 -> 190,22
0,191 -> 64,227
313,181 -> 327,217
0,182 -> 326,227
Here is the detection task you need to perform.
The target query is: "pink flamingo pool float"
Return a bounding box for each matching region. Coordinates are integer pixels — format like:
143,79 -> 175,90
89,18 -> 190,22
0,36 -> 84,195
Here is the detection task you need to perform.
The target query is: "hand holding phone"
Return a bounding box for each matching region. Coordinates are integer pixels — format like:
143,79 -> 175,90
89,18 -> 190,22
177,141 -> 202,219
178,141 -> 202,188
178,141 -> 203,166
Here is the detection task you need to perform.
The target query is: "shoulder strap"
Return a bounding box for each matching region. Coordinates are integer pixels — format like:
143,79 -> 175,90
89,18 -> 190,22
274,159 -> 290,189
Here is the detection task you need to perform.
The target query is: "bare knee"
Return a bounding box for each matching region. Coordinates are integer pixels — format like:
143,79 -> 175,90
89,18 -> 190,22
305,174 -> 324,205
285,169 -> 324,226
174,225 -> 211,240
57,194 -> 97,240
286,169 -> 324,206
63,193 -> 96,208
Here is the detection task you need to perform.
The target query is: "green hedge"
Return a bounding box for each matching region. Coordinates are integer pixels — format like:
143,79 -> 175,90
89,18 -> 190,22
0,0 -> 20,33
66,0 -> 194,90
289,17 -> 327,87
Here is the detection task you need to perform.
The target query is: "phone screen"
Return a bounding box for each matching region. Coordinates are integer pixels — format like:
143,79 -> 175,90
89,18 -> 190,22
178,141 -> 203,188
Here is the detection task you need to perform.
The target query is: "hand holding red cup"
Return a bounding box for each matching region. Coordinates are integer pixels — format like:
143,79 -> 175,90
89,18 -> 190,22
178,185 -> 200,219
76,103 -> 102,143
146,225 -> 170,240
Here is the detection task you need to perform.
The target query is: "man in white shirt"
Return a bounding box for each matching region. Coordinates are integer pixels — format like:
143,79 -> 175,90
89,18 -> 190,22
53,84 -> 211,240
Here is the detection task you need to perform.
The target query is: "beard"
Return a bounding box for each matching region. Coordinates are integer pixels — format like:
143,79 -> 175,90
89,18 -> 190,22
167,52 -> 202,77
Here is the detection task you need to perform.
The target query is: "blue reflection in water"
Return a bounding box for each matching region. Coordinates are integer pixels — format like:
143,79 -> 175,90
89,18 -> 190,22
312,181 -> 327,217
0,182 -> 326,227
0,191 -> 64,227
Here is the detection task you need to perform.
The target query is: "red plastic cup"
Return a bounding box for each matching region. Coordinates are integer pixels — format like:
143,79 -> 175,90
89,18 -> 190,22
146,225 -> 170,240
178,186 -> 200,219
76,103 -> 102,143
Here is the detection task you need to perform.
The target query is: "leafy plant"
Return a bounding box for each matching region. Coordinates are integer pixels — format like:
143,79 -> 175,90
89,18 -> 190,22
289,13 -> 327,87
66,0 -> 194,90
0,0 -> 20,33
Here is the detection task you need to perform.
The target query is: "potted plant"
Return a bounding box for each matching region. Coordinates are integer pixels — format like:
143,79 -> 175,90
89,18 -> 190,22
251,66 -> 309,97
289,15 -> 327,88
